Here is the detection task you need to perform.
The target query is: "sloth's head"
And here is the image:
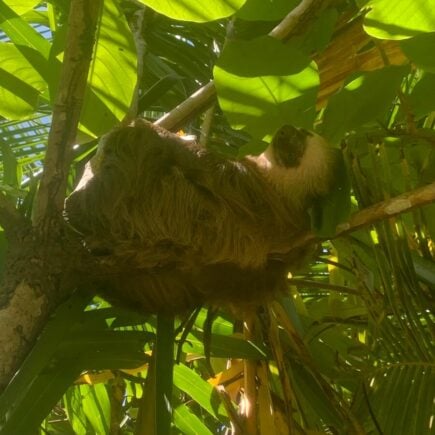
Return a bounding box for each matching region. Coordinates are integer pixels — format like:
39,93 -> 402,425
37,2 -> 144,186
252,125 -> 338,207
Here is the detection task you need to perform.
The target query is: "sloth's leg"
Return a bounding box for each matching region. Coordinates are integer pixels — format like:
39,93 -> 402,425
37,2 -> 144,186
96,265 -> 200,314
95,260 -> 290,314
194,260 -> 289,307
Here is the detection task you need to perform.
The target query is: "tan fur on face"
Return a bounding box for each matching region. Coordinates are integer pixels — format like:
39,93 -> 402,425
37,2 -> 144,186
65,121 -> 337,313
252,133 -> 336,208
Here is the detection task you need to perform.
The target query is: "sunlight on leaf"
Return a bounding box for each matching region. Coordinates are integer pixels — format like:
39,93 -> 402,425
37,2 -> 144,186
80,0 -> 137,137
214,37 -> 318,137
0,1 -> 50,58
174,404 -> 214,435
138,0 -> 246,22
174,364 -> 228,421
3,0 -> 40,16
0,43 -> 47,119
322,66 -> 408,143
364,0 -> 435,40
236,0 -> 298,21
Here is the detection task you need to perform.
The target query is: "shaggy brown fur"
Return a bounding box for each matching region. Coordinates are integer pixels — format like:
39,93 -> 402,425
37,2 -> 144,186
64,120 -> 338,313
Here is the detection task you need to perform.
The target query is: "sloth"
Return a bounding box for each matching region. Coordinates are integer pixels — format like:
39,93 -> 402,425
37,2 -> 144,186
64,119 -> 339,313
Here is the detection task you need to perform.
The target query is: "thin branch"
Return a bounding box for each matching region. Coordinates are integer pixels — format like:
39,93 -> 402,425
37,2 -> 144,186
289,182 -> 435,251
269,0 -> 331,40
336,182 -> 435,236
155,82 -> 217,131
33,0 -> 103,231
156,0 -> 328,131
199,104 -> 215,147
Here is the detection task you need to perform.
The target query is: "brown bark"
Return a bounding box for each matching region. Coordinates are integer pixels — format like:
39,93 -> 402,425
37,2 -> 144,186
34,0 -> 103,233
0,0 -> 102,391
288,182 -> 435,251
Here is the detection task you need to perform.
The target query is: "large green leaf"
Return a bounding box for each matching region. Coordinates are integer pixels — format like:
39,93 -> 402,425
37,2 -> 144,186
364,0 -> 435,40
79,384 -> 111,435
0,366 -> 81,434
79,0 -> 137,137
0,1 -> 50,58
216,36 -> 312,77
138,0 -> 246,22
408,73 -> 435,118
236,0 -> 299,21
185,332 -> 269,359
358,364 -> 435,435
64,386 -> 91,435
173,404 -> 213,435
0,43 -> 47,119
3,0 -> 39,16
173,364 -> 228,421
401,33 -> 435,73
214,36 -> 319,138
290,361 -> 345,429
322,66 -> 408,143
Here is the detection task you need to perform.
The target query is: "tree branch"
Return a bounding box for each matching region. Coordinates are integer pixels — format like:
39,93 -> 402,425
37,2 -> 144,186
289,182 -> 435,250
33,0 -> 103,232
269,0 -> 331,40
156,0 -> 329,131
155,82 -> 217,131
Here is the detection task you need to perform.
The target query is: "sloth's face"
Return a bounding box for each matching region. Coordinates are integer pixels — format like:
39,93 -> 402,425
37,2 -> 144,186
251,125 -> 336,206
271,125 -> 313,168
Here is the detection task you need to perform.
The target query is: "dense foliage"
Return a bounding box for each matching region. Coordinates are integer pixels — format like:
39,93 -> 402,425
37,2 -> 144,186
0,0 -> 434,434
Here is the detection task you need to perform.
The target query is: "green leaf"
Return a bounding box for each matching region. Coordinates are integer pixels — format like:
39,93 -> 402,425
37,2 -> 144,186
0,367 -> 81,434
138,0 -> 247,22
214,37 -> 318,137
310,149 -> 351,237
236,0 -> 299,21
401,33 -> 435,73
364,0 -> 435,40
3,0 -> 39,16
363,364 -> 435,435
185,332 -> 269,359
216,36 -> 312,77
408,73 -> 435,117
173,364 -> 228,421
0,291 -> 90,424
293,8 -> 338,54
138,74 -> 181,112
79,0 -> 137,137
411,253 -> 435,285
194,309 -> 235,336
0,1 -> 50,58
64,387 -> 91,435
0,43 -> 47,119
322,66 -> 408,143
173,404 -> 213,435
79,384 -> 111,435
290,360 -> 344,428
